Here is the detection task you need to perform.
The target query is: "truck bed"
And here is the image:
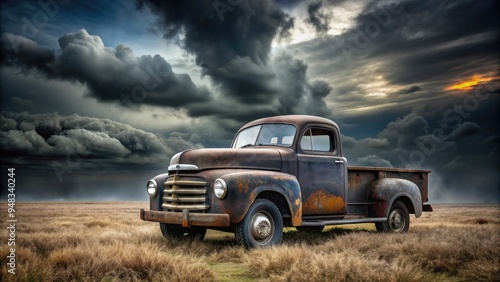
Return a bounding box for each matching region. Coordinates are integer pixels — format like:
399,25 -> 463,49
347,166 -> 431,215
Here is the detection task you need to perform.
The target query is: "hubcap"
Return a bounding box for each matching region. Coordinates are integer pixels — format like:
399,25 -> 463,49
251,211 -> 273,242
388,209 -> 405,232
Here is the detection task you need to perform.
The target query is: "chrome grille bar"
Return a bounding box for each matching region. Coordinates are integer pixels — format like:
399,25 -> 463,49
162,174 -> 209,212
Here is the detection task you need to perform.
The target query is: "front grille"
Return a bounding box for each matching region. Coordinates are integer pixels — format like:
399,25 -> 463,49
162,174 -> 209,212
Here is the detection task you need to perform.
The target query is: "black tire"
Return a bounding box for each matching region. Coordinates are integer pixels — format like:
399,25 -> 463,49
296,226 -> 324,233
235,199 -> 283,248
159,223 -> 207,241
375,200 -> 410,233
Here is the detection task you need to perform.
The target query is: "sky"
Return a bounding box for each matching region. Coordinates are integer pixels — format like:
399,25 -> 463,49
0,0 -> 499,203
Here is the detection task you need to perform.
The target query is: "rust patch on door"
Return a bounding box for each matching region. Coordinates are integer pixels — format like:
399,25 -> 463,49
303,190 -> 344,215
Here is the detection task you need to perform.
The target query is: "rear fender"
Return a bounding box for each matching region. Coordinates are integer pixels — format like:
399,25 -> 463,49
368,178 -> 423,218
219,171 -> 302,226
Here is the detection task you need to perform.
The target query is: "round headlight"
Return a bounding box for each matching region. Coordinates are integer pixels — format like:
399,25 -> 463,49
214,178 -> 227,199
147,179 -> 157,197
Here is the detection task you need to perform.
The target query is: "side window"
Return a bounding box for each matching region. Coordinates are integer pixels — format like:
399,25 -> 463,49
301,130 -> 312,150
300,128 -> 335,152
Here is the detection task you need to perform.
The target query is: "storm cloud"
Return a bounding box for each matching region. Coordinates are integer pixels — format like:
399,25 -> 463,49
1,33 -> 54,70
0,111 -> 202,169
305,1 -> 331,34
291,0 -> 499,116
137,0 -> 289,104
1,30 -> 213,108
354,0 -> 500,85
138,0 -> 334,120
0,111 -> 206,200
273,52 -> 333,117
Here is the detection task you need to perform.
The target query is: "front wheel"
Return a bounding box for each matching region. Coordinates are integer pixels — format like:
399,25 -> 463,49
235,199 -> 283,248
159,223 -> 207,241
375,200 -> 410,233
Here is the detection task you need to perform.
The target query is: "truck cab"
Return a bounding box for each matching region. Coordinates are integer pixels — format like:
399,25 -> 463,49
141,115 -> 432,248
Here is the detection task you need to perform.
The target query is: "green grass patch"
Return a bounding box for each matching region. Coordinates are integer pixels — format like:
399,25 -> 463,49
209,262 -> 255,282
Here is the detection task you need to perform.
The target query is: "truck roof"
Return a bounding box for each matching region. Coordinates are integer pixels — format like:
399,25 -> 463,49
241,115 -> 340,131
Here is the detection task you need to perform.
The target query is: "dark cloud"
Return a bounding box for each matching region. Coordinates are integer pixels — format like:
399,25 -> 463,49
289,0 -> 499,121
274,0 -> 304,9
277,14 -> 295,40
137,0 -> 291,103
0,1 -> 340,146
0,111 -> 202,170
379,113 -> 429,147
305,1 -> 331,34
10,97 -> 35,112
1,29 -> 213,109
138,1 -> 291,67
352,0 -> 499,85
394,85 -> 421,95
207,56 -> 280,104
447,122 -> 481,140
273,52 -> 333,117
0,111 -> 205,201
135,0 -> 334,128
356,154 -> 393,167
1,32 -> 54,71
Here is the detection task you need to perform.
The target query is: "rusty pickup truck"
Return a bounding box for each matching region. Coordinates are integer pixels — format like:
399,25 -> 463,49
140,115 -> 432,248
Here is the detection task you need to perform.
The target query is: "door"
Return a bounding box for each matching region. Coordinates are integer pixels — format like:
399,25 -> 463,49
297,127 -> 347,215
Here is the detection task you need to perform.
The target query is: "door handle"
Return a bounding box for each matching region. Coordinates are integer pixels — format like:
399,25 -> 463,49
335,160 -> 344,164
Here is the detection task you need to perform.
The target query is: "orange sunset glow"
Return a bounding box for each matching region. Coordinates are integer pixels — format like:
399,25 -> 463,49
445,75 -> 495,91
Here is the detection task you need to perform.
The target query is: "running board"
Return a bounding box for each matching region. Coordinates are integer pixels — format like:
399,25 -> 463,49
300,217 -> 387,227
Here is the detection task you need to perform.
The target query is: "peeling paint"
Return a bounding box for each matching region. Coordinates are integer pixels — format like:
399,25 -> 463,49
303,190 -> 345,215
236,177 -> 249,193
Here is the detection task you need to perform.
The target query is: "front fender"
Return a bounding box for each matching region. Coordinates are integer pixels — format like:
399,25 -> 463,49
149,173 -> 169,211
368,178 -> 423,218
218,171 -> 302,226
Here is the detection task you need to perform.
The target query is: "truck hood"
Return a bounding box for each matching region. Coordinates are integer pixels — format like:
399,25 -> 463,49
171,148 -> 284,171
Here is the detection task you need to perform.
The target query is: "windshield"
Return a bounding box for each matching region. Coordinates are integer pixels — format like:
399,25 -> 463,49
232,124 -> 297,148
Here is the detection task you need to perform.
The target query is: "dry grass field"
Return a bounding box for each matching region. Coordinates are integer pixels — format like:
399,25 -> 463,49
1,202 -> 499,281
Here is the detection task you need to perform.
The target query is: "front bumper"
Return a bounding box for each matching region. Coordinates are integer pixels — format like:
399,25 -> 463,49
423,204 -> 433,212
140,209 -> 230,228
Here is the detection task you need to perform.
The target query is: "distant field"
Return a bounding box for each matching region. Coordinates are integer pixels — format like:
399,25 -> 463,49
1,202 -> 499,281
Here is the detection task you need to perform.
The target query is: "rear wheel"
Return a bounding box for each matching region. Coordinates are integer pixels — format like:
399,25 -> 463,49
235,199 -> 283,248
376,200 -> 410,233
159,223 -> 207,241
